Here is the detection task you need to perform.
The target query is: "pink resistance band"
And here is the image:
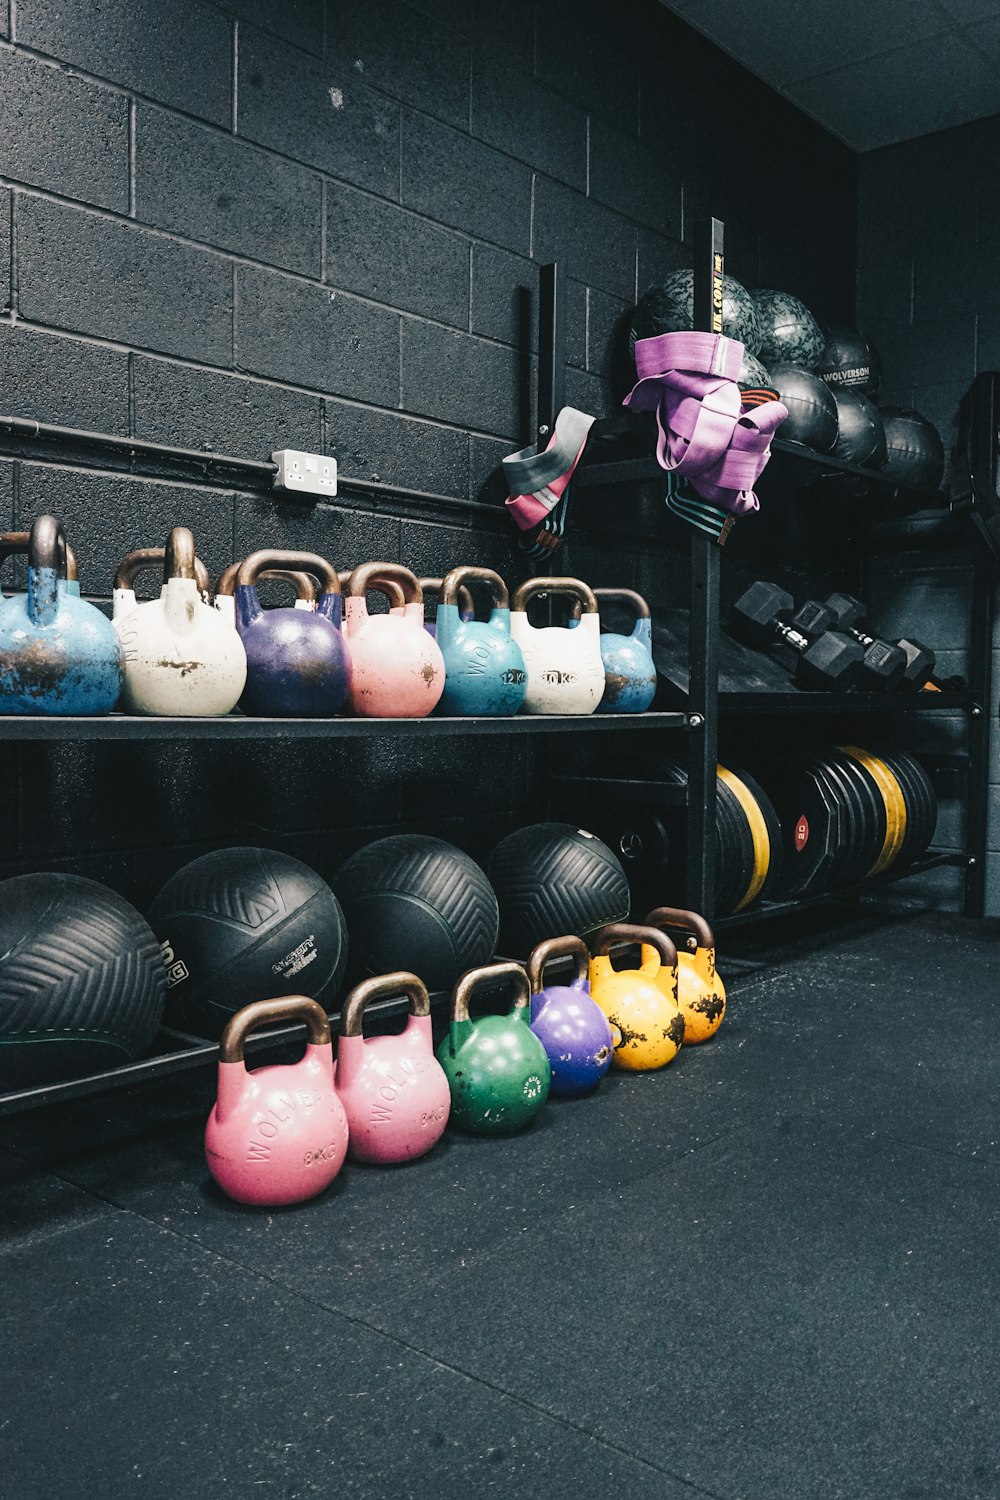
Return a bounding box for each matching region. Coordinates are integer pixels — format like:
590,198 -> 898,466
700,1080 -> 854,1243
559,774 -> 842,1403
623,331 -> 787,515
502,407 -> 596,530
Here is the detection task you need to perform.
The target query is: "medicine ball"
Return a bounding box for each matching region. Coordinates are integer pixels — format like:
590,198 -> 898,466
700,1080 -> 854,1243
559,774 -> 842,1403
149,847 -> 347,1038
629,269 -> 762,356
488,823 -> 630,959
880,406 -> 945,490
766,363 -> 839,451
332,835 -> 499,991
751,289 -> 825,370
737,349 -> 772,393
0,873 -> 165,1088
815,325 -> 882,401
831,388 -> 887,469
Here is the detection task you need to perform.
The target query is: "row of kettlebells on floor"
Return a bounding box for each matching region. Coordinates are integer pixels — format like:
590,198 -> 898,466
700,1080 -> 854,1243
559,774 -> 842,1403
208,909 -> 726,1207
0,517 -> 658,718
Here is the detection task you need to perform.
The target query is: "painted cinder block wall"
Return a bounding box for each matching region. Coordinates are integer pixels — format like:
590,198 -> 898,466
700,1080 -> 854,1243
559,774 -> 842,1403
0,0 -> 855,904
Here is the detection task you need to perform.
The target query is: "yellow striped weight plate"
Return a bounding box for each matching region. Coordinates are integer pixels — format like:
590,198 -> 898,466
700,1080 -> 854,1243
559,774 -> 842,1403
839,746 -> 907,876
717,764 -> 770,910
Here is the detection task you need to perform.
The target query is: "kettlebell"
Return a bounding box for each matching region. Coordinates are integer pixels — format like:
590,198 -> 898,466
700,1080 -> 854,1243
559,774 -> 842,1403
345,563 -> 445,718
509,577 -> 605,715
0,531 -> 79,600
588,923 -> 684,1071
205,995 -> 349,1206
217,549 -> 351,716
436,960 -> 551,1134
434,566 -> 527,716
260,569 -> 319,610
0,515 -> 121,715
419,576 -> 474,638
115,545 -> 213,621
113,529 -> 248,716
591,588 -> 657,713
337,970 -> 451,1164
645,906 -> 726,1043
527,934 -> 613,1097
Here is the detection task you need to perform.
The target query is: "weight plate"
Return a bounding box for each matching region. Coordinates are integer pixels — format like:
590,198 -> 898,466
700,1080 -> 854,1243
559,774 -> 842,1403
727,765 -> 783,901
883,751 -> 936,865
716,772 -> 754,915
839,746 -> 906,875
754,754 -> 842,898
718,764 -> 771,910
817,750 -> 875,889
805,752 -> 858,893
827,748 -> 887,882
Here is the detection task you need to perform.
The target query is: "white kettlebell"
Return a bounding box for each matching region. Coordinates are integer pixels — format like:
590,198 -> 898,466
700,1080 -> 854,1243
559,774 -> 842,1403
509,576 -> 605,715
114,528 -> 247,717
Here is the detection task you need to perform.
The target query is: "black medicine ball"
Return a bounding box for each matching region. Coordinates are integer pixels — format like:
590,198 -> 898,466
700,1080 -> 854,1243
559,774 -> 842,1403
737,349 -> 772,392
832,388 -> 887,469
766,363 -> 839,452
149,847 -> 348,1038
880,406 -> 945,491
488,822 -> 630,960
629,269 -> 762,356
815,325 -> 882,401
333,835 -> 499,991
0,873 -> 166,1088
751,289 -> 825,370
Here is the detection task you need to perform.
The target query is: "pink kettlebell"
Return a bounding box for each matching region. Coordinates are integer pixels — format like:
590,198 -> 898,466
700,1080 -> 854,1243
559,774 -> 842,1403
337,971 -> 451,1164
345,562 -> 445,717
205,996 -> 349,1207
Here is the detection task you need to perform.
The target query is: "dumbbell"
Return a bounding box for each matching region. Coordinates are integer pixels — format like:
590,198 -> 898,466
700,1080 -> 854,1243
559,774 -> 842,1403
802,593 -> 935,690
791,596 -> 907,691
730,581 -> 865,690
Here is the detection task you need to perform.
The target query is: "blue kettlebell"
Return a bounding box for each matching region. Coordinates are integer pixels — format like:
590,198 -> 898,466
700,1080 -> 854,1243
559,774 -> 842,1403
220,549 -> 351,717
528,934 -> 614,1097
0,515 -> 121,715
0,531 -> 80,601
419,576 -> 474,640
592,588 -> 657,713
435,565 -> 527,716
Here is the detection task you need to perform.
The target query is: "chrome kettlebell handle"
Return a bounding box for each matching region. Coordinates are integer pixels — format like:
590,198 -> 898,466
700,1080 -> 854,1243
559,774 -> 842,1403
260,569 -> 319,603
527,935 -> 590,993
441,566 -> 509,612
237,549 -> 340,595
452,960 -> 530,1022
511,576 -> 598,614
0,530 -> 78,583
348,561 -> 422,604
419,577 -> 475,616
594,587 -> 651,619
219,995 -> 332,1064
339,971 -> 431,1037
591,922 -> 677,969
116,544 -> 211,595
360,570 -> 408,610
644,906 -> 715,954
28,513 -> 68,577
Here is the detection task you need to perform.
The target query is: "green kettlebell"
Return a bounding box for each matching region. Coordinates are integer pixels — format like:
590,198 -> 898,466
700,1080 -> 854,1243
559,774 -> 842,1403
437,961 -> 551,1135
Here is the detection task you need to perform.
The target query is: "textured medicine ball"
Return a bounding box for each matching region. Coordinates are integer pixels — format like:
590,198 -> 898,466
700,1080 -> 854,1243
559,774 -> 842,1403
629,269 -> 762,356
488,823 -> 630,960
149,847 -> 347,1038
0,873 -> 166,1088
737,349 -> 772,392
831,388 -> 887,469
333,835 -> 499,991
767,363 -> 839,451
751,289 -> 825,369
880,406 -> 945,490
815,324 -> 882,401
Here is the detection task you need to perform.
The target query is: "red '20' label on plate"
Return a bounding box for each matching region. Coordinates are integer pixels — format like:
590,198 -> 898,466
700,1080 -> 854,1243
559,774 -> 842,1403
794,815 -> 809,851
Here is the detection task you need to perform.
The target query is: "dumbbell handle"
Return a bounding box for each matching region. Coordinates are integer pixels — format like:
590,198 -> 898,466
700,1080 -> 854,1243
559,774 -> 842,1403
772,620 -> 813,655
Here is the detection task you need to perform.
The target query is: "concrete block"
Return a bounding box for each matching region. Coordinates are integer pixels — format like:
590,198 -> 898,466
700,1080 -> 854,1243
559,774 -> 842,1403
402,112 -> 532,256
637,230 -> 691,299
132,359 -> 322,460
219,0 -> 322,53
327,0 -> 471,130
532,177 -> 637,302
325,399 -> 468,499
469,435 -> 511,506
0,323 -> 129,433
471,56 -> 586,192
590,115 -> 680,238
401,320 -> 522,441
471,244 -> 537,352
535,0 -> 638,130
587,287 -> 632,389
233,495 -> 400,575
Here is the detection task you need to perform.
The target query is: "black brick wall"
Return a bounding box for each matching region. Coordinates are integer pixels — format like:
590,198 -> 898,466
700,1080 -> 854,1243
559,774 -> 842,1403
0,0 -> 855,903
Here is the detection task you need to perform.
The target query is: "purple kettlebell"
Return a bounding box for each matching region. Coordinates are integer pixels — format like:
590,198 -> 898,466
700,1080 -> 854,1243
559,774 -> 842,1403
528,934 -> 614,1097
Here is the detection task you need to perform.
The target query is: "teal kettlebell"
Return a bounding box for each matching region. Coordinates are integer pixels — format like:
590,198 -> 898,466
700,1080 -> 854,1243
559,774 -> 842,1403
435,566 -> 527,716
437,961 -> 551,1134
419,577 -> 474,640
0,531 -> 80,601
572,588 -> 656,713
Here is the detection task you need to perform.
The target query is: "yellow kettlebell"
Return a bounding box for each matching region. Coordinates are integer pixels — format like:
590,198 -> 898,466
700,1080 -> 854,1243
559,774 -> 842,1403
588,923 -> 684,1072
645,906 -> 726,1044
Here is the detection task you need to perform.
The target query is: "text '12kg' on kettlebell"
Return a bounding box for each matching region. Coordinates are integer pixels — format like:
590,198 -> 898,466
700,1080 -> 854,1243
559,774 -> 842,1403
645,906 -> 726,1043
0,515 -> 121,716
113,529 -> 247,717
509,576 -> 605,715
591,588 -> 657,714
337,971 -> 451,1164
345,563 -> 444,718
437,961 -> 551,1134
435,566 -> 527,716
205,996 -> 349,1206
527,934 -> 613,1097
588,923 -> 684,1071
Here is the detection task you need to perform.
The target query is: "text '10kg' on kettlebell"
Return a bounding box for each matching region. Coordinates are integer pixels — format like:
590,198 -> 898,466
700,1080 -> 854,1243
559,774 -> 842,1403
435,566 -> 527,716
0,515 -> 121,716
205,995 -> 350,1206
337,970 -> 451,1164
509,576 -> 605,715
527,934 -> 613,1097
588,923 -> 685,1071
0,531 -> 80,601
645,906 -> 726,1044
437,961 -> 551,1134
345,563 -> 444,718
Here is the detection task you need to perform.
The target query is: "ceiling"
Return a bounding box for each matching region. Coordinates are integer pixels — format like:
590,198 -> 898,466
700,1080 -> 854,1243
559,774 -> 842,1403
660,0 -> 1000,151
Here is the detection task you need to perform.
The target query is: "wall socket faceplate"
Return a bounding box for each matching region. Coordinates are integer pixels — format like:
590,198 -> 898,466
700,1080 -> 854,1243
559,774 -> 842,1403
271,449 -> 338,497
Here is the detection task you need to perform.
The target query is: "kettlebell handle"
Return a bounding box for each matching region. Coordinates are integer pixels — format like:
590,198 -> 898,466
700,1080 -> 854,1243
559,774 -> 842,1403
27,514 -> 68,577
116,544 -> 212,595
348,561 -> 422,604
452,960 -> 530,1022
527,934 -> 590,993
218,995 -> 332,1064
0,530 -> 78,581
591,922 -> 677,968
259,568 -> 319,603
511,576 -> 598,614
419,577 -> 475,615
594,588 -> 651,619
339,970 -> 431,1037
237,549 -> 340,595
356,570 -> 407,610
644,906 -> 715,953
440,566 -> 509,611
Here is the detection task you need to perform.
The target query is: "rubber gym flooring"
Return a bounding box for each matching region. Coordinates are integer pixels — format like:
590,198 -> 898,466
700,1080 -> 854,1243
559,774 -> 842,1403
2,903 -> 998,1500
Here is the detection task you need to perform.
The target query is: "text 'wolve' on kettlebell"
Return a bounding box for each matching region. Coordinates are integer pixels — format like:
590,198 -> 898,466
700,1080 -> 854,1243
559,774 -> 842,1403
588,922 -> 684,1072
437,961 -> 551,1134
527,934 -> 614,1097
0,530 -> 80,601
645,906 -> 726,1043
345,562 -> 444,718
205,995 -> 349,1207
509,576 -> 605,715
337,970 -> 451,1164
435,566 -> 527,716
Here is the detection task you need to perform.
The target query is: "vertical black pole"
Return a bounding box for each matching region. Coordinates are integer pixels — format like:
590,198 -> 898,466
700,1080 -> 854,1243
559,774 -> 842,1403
537,263 -> 566,442
964,548 -> 993,916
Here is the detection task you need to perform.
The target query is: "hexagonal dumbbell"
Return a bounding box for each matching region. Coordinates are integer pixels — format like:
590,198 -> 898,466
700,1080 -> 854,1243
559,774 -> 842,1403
792,596 -> 907,691
821,593 -> 935,689
730,582 -> 865,690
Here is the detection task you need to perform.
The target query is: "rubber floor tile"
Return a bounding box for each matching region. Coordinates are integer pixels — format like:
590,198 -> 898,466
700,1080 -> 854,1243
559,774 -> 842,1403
0,1143 -> 114,1252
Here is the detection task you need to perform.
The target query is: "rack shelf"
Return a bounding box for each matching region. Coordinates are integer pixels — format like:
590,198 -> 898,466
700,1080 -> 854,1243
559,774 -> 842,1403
716,851 -> 963,931
716,689 -> 972,715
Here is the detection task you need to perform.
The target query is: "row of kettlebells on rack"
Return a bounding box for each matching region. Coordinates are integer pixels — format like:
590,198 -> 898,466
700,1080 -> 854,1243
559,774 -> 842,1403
0,518 -> 658,718
209,910 -> 726,1207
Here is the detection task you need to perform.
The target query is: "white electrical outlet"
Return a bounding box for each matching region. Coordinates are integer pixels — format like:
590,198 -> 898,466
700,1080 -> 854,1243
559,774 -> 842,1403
271,449 -> 338,497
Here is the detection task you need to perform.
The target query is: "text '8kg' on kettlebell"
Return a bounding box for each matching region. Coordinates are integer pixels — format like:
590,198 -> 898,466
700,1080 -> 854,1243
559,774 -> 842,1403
346,563 -> 444,718
509,577 -> 605,715
218,549 -> 351,717
437,961 -> 551,1134
435,566 -> 527,716
205,995 -> 349,1206
528,935 -> 613,1097
0,531 -> 80,601
0,515 -> 121,715
645,906 -> 726,1044
337,971 -> 451,1164
592,588 -> 657,714
588,923 -> 684,1071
